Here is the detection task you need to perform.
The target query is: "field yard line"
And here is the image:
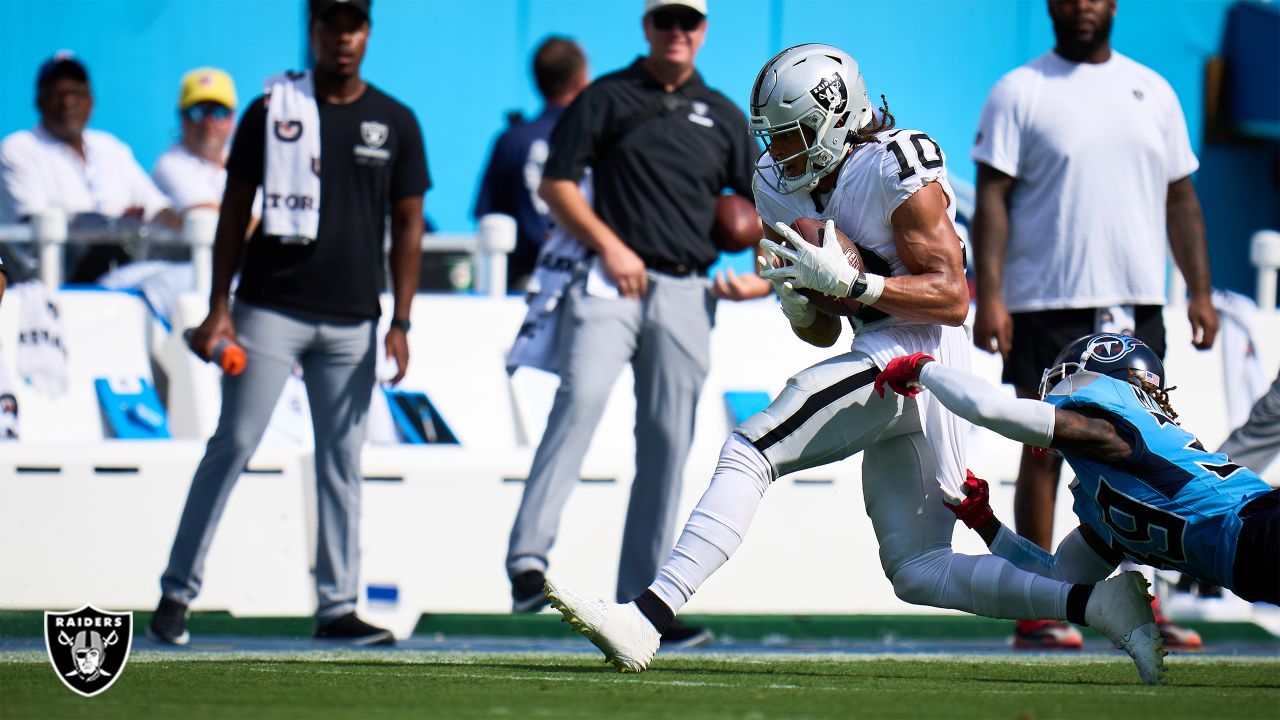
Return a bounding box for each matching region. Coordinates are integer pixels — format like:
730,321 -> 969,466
244,664 -> 849,691
3,649 -> 1277,666
240,664 -> 1161,696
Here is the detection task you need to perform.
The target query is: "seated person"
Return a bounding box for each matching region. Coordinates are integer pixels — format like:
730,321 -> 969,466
0,52 -> 176,282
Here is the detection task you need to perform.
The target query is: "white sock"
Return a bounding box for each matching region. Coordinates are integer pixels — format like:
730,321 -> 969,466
647,433 -> 772,613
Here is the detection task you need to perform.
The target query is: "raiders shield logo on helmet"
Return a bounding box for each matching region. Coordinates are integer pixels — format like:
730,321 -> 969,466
44,606 -> 133,697
361,121 -> 388,149
809,74 -> 847,113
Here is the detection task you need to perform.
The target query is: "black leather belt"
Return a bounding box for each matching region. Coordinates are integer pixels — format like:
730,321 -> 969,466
645,258 -> 706,277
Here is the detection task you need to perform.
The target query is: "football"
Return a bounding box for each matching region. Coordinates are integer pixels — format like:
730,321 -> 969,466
778,217 -> 865,316
711,194 -> 762,253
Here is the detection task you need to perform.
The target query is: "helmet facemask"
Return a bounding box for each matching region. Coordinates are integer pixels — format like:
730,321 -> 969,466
751,109 -> 848,194
749,44 -> 873,195
1038,361 -> 1083,400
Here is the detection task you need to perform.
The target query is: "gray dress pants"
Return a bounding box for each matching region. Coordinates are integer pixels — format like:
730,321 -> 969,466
508,271 -> 716,602
160,301 -> 377,621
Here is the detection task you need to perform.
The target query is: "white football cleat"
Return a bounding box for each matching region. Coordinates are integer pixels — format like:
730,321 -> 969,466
1085,571 -> 1167,685
545,578 -> 660,673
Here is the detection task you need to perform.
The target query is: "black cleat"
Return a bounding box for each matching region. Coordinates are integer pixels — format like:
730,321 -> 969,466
145,597 -> 190,646
512,570 -> 551,613
314,613 -> 395,646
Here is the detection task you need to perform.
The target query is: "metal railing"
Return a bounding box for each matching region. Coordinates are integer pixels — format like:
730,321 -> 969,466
0,210 -> 517,299
1252,229 -> 1280,312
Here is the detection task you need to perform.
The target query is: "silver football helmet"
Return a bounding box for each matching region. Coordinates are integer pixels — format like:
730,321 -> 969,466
749,44 -> 873,194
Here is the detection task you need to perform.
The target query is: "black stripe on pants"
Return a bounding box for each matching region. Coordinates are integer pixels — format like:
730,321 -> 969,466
751,367 -> 880,453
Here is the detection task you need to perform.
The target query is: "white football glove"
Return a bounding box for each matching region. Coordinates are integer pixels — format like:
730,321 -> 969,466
757,255 -> 815,328
759,219 -> 858,298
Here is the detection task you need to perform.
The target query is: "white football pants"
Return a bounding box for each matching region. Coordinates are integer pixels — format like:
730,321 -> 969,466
650,350 -> 1073,621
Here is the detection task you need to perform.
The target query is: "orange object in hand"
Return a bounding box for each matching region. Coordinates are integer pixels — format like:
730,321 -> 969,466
183,329 -> 247,376
210,339 -> 247,376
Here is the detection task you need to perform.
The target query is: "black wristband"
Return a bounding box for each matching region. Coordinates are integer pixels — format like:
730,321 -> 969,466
389,317 -> 411,333
848,274 -> 867,299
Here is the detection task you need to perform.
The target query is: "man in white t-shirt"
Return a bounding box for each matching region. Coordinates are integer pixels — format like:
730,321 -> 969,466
152,67 -> 241,213
0,52 -> 177,281
970,0 -> 1219,650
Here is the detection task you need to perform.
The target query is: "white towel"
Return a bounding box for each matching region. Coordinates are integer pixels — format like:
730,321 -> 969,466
12,281 -> 68,396
505,175 -> 594,375
1213,289 -> 1267,426
505,227 -> 589,375
263,71 -> 321,242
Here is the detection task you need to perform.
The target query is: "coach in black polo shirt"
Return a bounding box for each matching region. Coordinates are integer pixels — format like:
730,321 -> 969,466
505,0 -> 765,647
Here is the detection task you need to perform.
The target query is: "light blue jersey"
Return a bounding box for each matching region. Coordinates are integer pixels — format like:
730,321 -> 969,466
1044,372 -> 1271,588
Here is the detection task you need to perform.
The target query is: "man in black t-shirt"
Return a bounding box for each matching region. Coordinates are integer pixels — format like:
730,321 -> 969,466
148,0 -> 429,647
505,0 -> 767,647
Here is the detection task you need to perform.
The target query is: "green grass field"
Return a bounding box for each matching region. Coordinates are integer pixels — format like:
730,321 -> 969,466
3,651 -> 1278,720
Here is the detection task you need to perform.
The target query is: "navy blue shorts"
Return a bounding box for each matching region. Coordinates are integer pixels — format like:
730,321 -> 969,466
1233,488 -> 1280,605
1003,305 -> 1166,393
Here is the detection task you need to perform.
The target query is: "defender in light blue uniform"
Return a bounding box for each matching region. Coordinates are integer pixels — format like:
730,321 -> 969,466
875,332 -> 1280,606
1045,371 -> 1269,590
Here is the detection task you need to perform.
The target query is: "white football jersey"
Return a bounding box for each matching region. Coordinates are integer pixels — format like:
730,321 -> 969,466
754,128 -> 959,347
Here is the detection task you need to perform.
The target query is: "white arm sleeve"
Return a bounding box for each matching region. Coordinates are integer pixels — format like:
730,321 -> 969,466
918,362 -> 1055,447
990,526 -> 1119,584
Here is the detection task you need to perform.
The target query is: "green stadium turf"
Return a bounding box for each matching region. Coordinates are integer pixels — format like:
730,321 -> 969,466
2,652 -> 1278,719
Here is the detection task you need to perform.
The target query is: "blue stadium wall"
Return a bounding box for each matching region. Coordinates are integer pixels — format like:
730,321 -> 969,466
0,0 -> 1264,293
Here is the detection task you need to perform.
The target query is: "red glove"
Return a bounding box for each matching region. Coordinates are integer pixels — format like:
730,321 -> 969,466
874,353 -> 935,399
947,470 -> 994,530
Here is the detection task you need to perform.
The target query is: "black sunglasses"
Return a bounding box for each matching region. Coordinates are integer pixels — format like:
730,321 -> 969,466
183,104 -> 232,123
650,10 -> 703,31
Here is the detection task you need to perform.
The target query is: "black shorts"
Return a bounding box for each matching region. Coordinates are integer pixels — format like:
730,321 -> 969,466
1233,488 -> 1280,605
1003,305 -> 1167,393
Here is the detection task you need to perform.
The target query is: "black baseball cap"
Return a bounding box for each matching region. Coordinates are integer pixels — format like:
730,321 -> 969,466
309,0 -> 371,21
36,51 -> 89,94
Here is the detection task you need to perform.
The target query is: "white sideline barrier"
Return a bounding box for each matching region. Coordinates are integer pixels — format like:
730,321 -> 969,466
0,441 -> 310,615
1,290 -> 1277,622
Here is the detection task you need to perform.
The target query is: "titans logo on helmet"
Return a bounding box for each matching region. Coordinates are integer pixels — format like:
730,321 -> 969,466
1085,334 -> 1142,364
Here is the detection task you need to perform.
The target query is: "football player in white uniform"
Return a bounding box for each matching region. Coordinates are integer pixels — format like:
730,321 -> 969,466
544,44 -> 1165,685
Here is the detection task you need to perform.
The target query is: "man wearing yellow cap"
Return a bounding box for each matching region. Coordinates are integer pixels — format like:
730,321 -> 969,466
152,68 -> 242,213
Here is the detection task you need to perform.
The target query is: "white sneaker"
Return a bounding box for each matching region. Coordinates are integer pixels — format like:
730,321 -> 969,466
544,578 -> 660,673
1085,571 -> 1167,685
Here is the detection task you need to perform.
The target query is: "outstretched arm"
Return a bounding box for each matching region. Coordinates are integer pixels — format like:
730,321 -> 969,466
951,473 -> 1121,583
876,354 -> 1136,464
988,523 -> 1120,584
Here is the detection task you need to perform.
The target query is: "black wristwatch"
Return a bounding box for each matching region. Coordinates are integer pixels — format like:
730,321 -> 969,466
389,317 -> 411,333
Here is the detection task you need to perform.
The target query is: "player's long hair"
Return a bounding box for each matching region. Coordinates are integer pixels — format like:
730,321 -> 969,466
1132,371 -> 1180,423
850,94 -> 896,146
